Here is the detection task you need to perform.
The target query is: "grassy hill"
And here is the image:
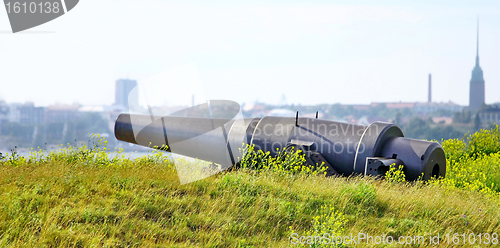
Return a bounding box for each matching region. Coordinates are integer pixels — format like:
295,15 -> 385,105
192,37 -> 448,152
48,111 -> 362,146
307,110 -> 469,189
0,127 -> 499,247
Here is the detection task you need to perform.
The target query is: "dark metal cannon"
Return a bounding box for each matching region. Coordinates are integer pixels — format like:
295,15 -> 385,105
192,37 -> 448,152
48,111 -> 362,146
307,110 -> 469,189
114,101 -> 445,181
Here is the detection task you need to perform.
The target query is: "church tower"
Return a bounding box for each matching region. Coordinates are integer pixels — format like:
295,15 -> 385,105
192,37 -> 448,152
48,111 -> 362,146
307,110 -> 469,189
469,19 -> 485,109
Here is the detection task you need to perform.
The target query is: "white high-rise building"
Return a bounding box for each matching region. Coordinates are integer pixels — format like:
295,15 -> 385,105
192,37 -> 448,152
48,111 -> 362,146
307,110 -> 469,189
115,79 -> 138,109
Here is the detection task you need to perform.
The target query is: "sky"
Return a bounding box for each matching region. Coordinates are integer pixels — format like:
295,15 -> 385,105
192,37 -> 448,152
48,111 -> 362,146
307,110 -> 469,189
0,0 -> 499,107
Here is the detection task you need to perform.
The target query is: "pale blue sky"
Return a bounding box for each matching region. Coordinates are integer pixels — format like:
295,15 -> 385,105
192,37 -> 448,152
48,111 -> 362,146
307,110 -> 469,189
0,0 -> 499,107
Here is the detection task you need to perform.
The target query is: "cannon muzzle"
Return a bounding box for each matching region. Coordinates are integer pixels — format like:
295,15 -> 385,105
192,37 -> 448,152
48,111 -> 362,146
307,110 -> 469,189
115,113 -> 445,181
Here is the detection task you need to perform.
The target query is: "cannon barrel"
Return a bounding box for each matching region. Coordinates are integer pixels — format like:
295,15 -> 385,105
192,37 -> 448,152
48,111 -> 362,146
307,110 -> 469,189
115,113 -> 445,181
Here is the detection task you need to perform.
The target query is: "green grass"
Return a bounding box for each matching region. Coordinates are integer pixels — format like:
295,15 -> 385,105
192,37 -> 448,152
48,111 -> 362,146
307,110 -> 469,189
0,130 -> 499,247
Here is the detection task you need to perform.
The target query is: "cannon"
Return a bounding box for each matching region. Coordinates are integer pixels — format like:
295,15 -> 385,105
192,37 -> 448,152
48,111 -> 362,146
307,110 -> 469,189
114,101 -> 445,181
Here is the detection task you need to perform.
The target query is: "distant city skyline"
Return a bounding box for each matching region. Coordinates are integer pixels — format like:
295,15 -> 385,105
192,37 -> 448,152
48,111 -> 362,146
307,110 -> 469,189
0,1 -> 499,107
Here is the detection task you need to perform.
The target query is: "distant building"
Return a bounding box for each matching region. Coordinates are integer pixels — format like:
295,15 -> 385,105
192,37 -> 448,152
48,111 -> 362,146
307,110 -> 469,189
349,105 -> 370,111
432,117 -> 453,125
414,102 -> 463,114
79,105 -> 110,121
371,102 -> 416,109
0,101 -> 9,133
385,102 -> 416,109
45,104 -> 80,123
4,102 -> 45,124
18,102 -> 44,124
0,101 -> 8,122
7,103 -> 20,123
478,106 -> 500,125
469,21 -> 485,110
115,79 -> 138,109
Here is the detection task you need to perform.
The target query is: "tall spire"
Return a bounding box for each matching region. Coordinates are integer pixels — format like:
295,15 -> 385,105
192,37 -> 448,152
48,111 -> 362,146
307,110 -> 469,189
469,16 -> 485,110
476,16 -> 479,66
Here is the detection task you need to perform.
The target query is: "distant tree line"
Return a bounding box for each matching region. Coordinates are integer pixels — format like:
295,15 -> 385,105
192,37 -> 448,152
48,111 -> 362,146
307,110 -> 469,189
287,103 -> 478,141
399,117 -> 462,141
